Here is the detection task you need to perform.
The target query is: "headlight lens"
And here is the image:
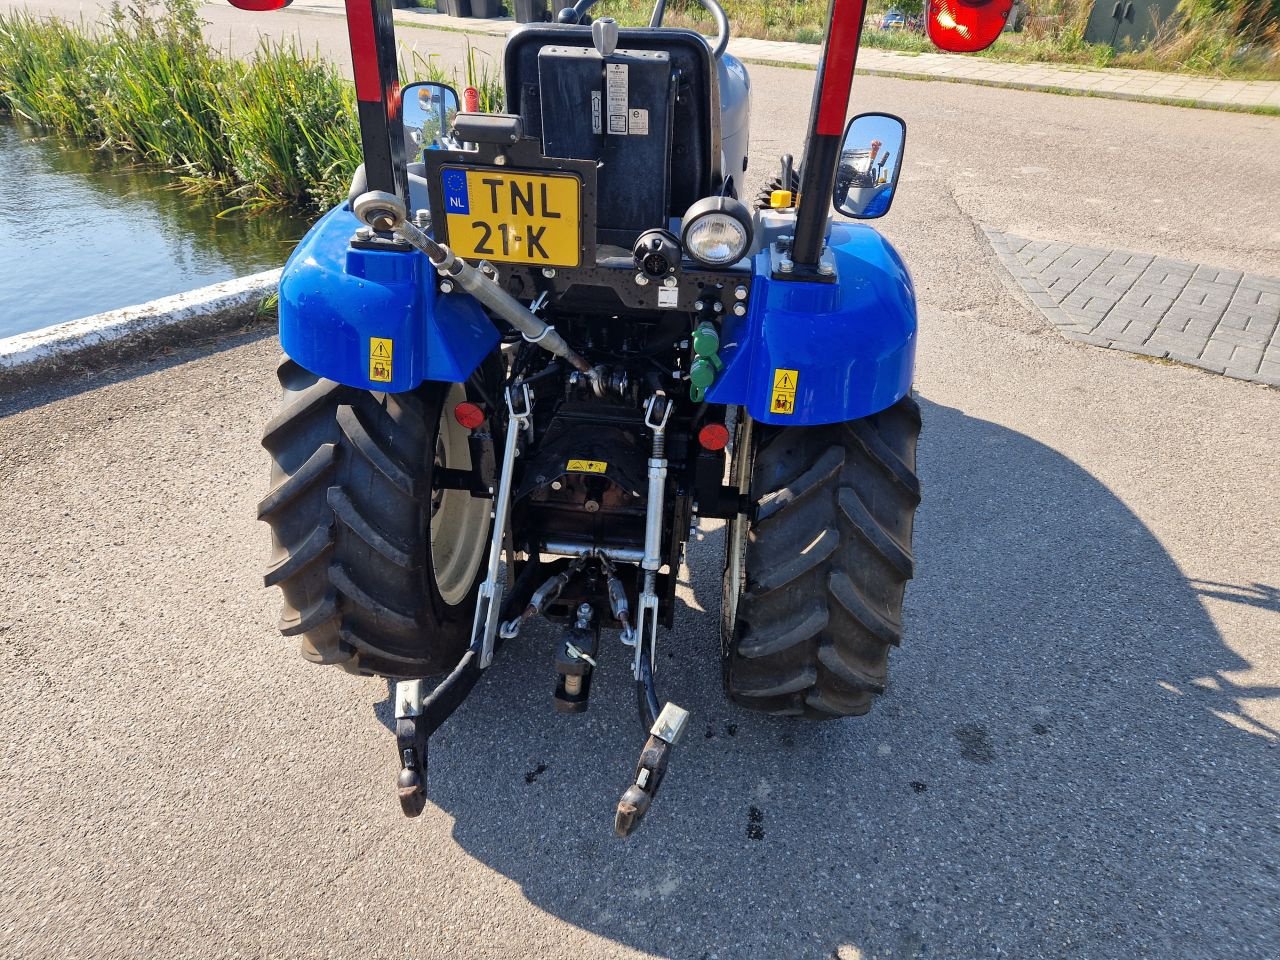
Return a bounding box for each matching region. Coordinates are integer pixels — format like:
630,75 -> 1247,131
684,215 -> 749,266
681,196 -> 753,268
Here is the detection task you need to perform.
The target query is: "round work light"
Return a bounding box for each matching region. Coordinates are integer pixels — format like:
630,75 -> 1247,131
680,196 -> 753,269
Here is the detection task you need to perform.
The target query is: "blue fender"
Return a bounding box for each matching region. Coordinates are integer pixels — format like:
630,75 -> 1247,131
278,204 -> 500,391
706,222 -> 916,425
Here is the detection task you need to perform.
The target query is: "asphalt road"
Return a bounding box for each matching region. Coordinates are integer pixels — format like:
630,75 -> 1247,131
2,4 -> 1279,958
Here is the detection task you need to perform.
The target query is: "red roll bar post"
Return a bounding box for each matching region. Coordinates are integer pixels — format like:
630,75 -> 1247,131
789,0 -> 867,272
342,0 -> 408,205
227,0 -> 408,207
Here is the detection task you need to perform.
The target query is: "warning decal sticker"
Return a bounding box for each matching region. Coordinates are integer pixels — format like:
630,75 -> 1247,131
369,337 -> 394,383
567,459 -> 608,474
606,63 -> 628,135
770,368 -> 798,415
628,108 -> 649,135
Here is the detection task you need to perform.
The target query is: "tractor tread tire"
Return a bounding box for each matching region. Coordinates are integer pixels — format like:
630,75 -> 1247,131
260,357 -> 483,678
724,395 -> 920,719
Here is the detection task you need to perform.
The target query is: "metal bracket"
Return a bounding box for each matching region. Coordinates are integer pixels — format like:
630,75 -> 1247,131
631,394 -> 671,679
471,383 -> 532,668
614,699 -> 689,837
394,678 -> 429,817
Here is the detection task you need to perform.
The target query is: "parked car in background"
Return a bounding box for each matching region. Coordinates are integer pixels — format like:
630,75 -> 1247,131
879,8 -> 907,29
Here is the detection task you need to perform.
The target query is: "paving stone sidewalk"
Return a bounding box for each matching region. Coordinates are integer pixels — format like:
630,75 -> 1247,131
986,230 -> 1280,387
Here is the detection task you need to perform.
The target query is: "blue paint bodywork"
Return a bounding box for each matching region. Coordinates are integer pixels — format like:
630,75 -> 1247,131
278,204 -> 499,393
706,222 -> 916,425
278,208 -> 914,423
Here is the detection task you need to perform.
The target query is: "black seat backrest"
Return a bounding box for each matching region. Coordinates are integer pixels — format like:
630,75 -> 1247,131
504,25 -> 721,243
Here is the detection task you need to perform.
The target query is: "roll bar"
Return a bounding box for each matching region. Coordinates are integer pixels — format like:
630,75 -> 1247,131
789,0 -> 867,271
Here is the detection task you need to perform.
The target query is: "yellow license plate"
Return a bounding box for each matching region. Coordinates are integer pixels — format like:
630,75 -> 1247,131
441,167 -> 581,268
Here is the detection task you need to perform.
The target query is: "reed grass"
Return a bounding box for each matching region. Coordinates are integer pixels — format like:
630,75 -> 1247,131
221,39 -> 362,210
406,41 -> 506,112
0,0 -> 505,212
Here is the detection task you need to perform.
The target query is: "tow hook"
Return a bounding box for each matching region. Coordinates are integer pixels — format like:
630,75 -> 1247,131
555,603 -> 599,713
389,646 -> 490,817
394,679 -> 430,817
615,699 -> 690,837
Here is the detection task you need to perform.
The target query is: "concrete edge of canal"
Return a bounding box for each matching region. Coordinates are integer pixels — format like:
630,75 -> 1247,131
0,270 -> 281,397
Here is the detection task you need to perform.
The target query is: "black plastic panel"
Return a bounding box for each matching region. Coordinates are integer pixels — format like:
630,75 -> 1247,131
537,45 -> 674,247
505,25 -> 719,216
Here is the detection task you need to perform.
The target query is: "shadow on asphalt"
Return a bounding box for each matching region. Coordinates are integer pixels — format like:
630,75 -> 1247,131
0,324 -> 276,419
366,397 -> 1275,959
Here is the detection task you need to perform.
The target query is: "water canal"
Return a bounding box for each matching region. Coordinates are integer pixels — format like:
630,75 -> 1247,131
0,119 -> 309,339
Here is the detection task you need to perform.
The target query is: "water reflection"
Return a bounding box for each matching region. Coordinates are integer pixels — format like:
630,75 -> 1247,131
0,119 -> 309,338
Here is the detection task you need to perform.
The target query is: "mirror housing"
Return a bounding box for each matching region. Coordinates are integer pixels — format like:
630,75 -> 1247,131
226,0 -> 292,8
832,113 -> 906,221
400,81 -> 461,160
926,0 -> 1013,53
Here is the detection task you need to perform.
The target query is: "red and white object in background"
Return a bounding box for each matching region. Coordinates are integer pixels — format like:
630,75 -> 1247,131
926,0 -> 1014,52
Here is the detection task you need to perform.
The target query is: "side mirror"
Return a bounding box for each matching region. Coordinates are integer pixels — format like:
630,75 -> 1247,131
226,0 -> 292,9
833,113 -> 906,221
926,0 -> 1013,52
401,81 -> 461,160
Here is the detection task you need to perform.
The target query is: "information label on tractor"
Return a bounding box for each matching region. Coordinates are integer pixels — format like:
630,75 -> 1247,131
770,368 -> 798,415
442,167 -> 581,267
369,337 -> 394,383
567,459 -> 607,474
606,63 -> 628,135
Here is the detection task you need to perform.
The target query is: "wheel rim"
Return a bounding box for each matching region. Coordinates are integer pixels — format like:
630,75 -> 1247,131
430,384 -> 491,606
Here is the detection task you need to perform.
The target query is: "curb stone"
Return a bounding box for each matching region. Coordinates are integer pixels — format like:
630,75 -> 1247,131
0,270 -> 281,397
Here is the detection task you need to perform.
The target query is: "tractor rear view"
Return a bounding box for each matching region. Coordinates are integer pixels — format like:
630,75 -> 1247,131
234,0 -> 1012,834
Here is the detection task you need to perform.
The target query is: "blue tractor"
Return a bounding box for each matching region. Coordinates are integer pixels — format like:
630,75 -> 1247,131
238,0 -> 1011,833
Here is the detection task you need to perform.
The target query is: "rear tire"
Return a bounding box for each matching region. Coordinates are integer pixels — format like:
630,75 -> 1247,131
258,357 -> 495,678
721,396 -> 921,718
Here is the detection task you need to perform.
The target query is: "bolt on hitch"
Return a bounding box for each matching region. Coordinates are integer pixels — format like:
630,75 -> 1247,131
554,603 -> 600,713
